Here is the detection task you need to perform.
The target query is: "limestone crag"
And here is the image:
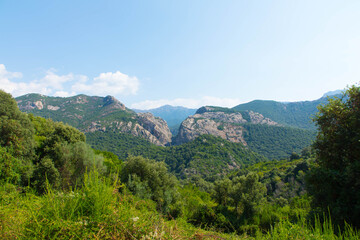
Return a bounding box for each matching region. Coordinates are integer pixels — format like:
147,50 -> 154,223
174,107 -> 278,145
248,111 -> 278,125
137,113 -> 172,145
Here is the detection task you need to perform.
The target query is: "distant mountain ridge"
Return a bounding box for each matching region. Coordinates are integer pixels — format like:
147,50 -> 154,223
16,93 -> 172,146
322,89 -> 343,98
232,94 -> 342,130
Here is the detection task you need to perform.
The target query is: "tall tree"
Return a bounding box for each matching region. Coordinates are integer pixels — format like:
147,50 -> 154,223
0,90 -> 35,159
307,85 -> 360,227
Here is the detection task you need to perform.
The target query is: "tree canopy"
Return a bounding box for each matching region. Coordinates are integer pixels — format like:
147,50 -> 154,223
307,85 -> 360,227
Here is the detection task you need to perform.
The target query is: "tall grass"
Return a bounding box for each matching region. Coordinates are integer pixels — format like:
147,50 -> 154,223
24,170 -> 117,239
258,214 -> 359,240
1,174 -> 359,239
0,172 -> 236,239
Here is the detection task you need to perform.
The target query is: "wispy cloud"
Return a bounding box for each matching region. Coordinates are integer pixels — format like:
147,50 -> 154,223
131,96 -> 242,110
0,64 -> 139,98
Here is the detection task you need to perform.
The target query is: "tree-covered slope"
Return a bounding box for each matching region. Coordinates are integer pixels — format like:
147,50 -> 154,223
86,132 -> 267,180
242,124 -> 316,160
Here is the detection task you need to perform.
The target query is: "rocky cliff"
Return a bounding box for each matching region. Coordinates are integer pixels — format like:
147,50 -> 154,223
174,106 -> 278,145
16,94 -> 172,146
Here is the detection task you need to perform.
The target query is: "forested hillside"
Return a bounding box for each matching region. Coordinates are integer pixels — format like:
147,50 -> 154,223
242,124 -> 316,159
232,94 -> 342,130
86,131 -> 267,180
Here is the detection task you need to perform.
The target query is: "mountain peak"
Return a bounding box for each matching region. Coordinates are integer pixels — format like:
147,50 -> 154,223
102,95 -> 125,110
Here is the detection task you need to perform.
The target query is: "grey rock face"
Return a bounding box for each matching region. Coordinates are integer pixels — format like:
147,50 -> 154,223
137,112 -> 172,145
174,108 -> 278,145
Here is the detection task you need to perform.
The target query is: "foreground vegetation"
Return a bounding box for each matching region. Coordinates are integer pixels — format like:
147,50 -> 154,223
1,87 -> 360,239
1,172 -> 358,239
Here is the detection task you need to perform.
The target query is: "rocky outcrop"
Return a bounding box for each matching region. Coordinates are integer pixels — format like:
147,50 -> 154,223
248,111 -> 278,125
85,114 -> 172,146
175,117 -> 246,145
174,107 -> 278,145
18,100 -> 44,110
17,94 -> 172,146
102,95 -> 126,110
137,113 -> 172,145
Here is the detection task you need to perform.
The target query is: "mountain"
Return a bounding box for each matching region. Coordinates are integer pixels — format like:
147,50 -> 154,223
174,106 -> 315,159
133,105 -> 197,134
232,94 -> 342,130
322,89 -> 343,98
16,94 -> 172,146
174,106 -> 278,145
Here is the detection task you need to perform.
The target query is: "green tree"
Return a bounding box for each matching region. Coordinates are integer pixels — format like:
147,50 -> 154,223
214,178 -> 233,206
231,173 -> 266,219
0,90 -> 35,159
0,146 -> 22,184
121,156 -> 178,213
307,85 -> 360,227
51,142 -> 106,189
32,156 -> 60,193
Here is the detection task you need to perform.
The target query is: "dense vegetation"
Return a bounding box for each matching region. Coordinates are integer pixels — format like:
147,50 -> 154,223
86,131 -> 267,180
242,124 -> 316,159
307,86 -> 360,228
2,88 -> 360,239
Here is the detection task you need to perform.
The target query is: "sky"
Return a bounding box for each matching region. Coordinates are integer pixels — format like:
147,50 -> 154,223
0,0 -> 359,110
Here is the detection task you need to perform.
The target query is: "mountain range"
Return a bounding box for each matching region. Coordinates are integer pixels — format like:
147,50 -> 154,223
14,92 -> 338,161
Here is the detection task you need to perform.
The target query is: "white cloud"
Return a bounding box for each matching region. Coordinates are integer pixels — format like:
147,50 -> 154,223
0,64 -> 23,94
54,91 -> 77,97
72,71 -> 139,96
0,64 -> 139,98
131,96 -> 242,110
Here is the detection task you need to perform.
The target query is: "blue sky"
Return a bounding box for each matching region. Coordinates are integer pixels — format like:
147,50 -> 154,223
0,0 -> 359,109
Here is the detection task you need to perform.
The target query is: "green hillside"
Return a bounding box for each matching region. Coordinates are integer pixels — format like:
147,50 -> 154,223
232,95 -> 342,130
242,124 -> 316,160
16,93 -> 136,131
86,132 -> 267,180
